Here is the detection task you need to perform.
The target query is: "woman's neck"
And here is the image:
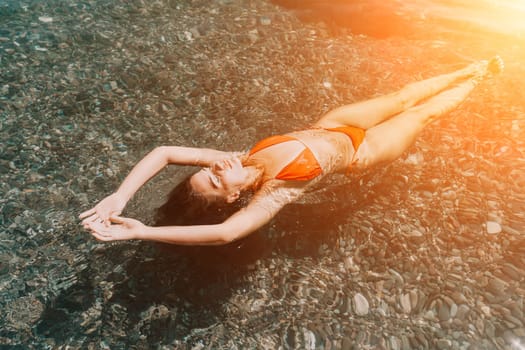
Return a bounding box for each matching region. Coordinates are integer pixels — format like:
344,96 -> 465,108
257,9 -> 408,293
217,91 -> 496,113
242,164 -> 265,191
239,153 -> 265,191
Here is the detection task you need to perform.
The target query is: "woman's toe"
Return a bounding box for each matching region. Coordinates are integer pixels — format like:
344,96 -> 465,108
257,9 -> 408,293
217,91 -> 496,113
488,56 -> 504,75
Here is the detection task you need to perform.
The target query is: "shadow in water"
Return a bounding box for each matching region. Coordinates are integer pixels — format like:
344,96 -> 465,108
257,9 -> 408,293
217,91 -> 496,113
35,179 -> 370,346
35,234 -> 270,345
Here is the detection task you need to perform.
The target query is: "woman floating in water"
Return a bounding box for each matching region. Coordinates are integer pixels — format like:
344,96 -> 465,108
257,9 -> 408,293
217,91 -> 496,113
80,57 -> 503,245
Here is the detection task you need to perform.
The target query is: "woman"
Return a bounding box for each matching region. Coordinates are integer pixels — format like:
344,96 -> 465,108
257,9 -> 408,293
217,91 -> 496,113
80,57 -> 503,245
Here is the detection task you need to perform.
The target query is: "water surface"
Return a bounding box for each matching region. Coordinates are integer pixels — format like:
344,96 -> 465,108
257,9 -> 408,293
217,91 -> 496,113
1,0 -> 524,348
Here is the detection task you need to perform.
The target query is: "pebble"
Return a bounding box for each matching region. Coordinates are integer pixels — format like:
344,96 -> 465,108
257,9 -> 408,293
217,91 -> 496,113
189,27 -> 201,38
389,336 -> 400,350
441,189 -> 457,200
480,305 -> 491,317
38,16 -> 54,23
409,289 -> 418,310
388,268 -> 405,288
514,328 -> 525,337
247,29 -> 259,44
415,333 -> 429,348
35,45 -> 48,52
450,291 -> 468,305
438,301 -> 450,322
486,221 -> 502,234
423,309 -> 437,321
485,320 -> 496,338
503,330 -> 518,345
487,212 -> 501,222
435,339 -> 452,349
501,263 -> 522,280
259,16 -> 272,25
503,312 -> 523,327
343,256 -> 360,272
455,304 -> 470,320
400,293 -> 411,313
377,300 -> 389,317
487,276 -> 508,295
449,303 -> 458,318
402,229 -> 426,244
353,293 -> 369,316
404,152 -> 423,165
415,290 -> 427,313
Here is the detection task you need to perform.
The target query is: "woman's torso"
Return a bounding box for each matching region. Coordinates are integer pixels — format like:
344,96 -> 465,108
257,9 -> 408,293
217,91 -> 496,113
246,128 -> 356,184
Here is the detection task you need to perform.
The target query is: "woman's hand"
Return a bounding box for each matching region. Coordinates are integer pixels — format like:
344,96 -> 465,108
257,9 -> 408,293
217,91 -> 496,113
79,192 -> 127,227
86,215 -> 145,242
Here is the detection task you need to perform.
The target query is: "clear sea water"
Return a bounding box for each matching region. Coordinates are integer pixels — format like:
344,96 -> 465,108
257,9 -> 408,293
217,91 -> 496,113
1,0 -> 524,348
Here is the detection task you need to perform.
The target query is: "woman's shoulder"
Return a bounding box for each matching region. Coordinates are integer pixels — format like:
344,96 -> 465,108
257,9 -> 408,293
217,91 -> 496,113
251,178 -> 309,207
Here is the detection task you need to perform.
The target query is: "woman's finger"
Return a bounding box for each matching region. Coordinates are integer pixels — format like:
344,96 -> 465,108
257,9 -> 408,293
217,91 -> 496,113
81,215 -> 95,226
109,215 -> 125,224
79,208 -> 95,219
91,231 -> 111,241
103,211 -> 117,227
81,214 -> 100,226
88,221 -> 110,235
100,209 -> 122,226
97,209 -> 111,221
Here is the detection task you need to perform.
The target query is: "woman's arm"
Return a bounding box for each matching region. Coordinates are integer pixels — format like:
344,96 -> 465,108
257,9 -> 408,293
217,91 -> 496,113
139,195 -> 280,244
80,146 -> 234,225
162,146 -> 236,167
86,182 -> 305,245
114,146 -> 234,202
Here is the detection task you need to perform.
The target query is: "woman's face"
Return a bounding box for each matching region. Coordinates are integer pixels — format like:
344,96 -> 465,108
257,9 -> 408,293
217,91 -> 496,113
190,157 -> 247,203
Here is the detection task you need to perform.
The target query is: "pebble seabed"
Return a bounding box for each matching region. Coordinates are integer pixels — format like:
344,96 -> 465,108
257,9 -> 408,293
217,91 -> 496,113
1,0 -> 525,349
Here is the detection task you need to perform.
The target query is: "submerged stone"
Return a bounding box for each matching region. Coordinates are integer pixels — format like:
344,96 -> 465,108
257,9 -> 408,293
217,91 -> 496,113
486,221 -> 502,234
353,293 -> 369,316
38,16 -> 54,23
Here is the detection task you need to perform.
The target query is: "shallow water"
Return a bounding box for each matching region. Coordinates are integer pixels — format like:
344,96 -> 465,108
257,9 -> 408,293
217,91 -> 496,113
1,0 -> 525,348
272,0 -> 525,38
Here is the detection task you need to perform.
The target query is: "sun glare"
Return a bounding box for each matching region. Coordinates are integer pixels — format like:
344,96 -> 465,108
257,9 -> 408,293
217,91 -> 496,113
479,0 -> 525,35
494,0 -> 525,11
428,0 -> 525,37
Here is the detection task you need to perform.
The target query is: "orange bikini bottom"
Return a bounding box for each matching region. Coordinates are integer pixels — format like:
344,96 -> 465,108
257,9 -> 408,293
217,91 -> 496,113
249,126 -> 365,181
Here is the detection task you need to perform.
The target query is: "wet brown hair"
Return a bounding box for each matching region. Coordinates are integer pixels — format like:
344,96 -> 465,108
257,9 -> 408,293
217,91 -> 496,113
154,172 -> 250,227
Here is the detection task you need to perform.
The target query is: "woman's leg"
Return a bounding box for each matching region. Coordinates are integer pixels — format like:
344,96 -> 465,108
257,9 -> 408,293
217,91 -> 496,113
315,60 -> 490,130
354,77 -> 482,168
355,56 -> 503,168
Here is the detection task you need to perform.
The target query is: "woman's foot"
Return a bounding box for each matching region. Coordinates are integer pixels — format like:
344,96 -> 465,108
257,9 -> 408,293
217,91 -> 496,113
464,59 -> 489,77
469,56 -> 504,85
487,55 -> 504,75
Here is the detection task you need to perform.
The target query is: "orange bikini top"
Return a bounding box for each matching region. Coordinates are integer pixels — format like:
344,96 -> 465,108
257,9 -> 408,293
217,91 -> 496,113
249,135 -> 322,181
249,126 -> 365,181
